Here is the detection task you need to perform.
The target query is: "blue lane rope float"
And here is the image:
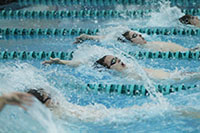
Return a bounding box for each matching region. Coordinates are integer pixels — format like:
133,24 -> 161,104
128,51 -> 200,60
131,28 -> 200,36
0,28 -> 199,39
0,9 -> 199,20
0,10 -> 152,19
0,28 -> 99,37
0,51 -> 199,60
0,51 -> 73,60
181,9 -> 200,16
84,84 -> 197,96
18,0 -> 199,7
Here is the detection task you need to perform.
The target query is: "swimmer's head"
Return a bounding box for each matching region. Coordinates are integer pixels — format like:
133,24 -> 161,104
94,55 -> 126,71
179,15 -> 199,26
122,30 -> 147,45
27,88 -> 51,107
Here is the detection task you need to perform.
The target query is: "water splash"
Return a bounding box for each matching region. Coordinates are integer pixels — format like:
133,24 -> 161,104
147,1 -> 184,27
0,62 -> 51,93
0,62 -> 66,132
27,99 -> 64,133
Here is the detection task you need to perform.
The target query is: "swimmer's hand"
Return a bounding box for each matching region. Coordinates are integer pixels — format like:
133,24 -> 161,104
42,57 -> 61,65
2,92 -> 33,111
73,34 -> 89,44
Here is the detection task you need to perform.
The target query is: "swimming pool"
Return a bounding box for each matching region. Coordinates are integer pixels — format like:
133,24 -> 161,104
0,0 -> 200,132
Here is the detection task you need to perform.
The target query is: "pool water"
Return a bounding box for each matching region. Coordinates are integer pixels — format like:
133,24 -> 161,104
0,0 -> 200,133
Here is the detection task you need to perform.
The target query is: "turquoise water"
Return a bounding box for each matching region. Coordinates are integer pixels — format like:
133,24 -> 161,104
0,1 -> 200,133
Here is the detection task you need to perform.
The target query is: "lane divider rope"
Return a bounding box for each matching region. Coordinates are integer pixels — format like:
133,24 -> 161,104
128,51 -> 200,60
0,10 -> 151,19
0,9 -> 199,19
0,51 -> 199,60
84,84 -> 197,96
0,51 -> 73,60
18,0 -> 199,7
0,28 -> 199,38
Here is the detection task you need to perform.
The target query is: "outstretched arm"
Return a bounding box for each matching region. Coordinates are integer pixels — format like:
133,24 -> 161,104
147,41 -> 189,52
73,34 -> 105,44
0,92 -> 33,112
0,97 -> 6,111
42,57 -> 81,67
197,23 -> 200,28
143,68 -> 171,80
144,68 -> 200,81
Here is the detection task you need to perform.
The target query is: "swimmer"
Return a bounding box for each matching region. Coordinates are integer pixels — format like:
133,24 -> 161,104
0,0 -> 27,11
5,88 -> 200,122
0,89 -> 108,122
179,14 -> 200,28
73,30 -> 200,52
26,88 -> 130,122
0,92 -> 33,111
42,56 -> 200,81
0,0 -> 17,6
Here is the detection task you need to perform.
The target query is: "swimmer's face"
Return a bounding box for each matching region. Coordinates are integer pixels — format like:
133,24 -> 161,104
189,16 -> 199,25
179,15 -> 200,26
126,31 -> 147,44
104,55 -> 126,71
27,89 -> 52,107
41,92 -> 51,107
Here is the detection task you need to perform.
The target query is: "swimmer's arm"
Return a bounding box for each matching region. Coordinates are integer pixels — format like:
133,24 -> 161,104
57,60 -> 81,67
150,41 -> 179,46
196,23 -> 200,28
53,102 -> 106,122
178,110 -> 200,119
42,57 -> 81,67
0,96 -> 6,112
73,34 -> 104,44
143,68 -> 171,80
148,41 -> 189,52
179,72 -> 200,80
87,35 -> 104,40
174,106 -> 200,119
144,68 -> 200,81
126,68 -> 171,80
0,92 -> 33,112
